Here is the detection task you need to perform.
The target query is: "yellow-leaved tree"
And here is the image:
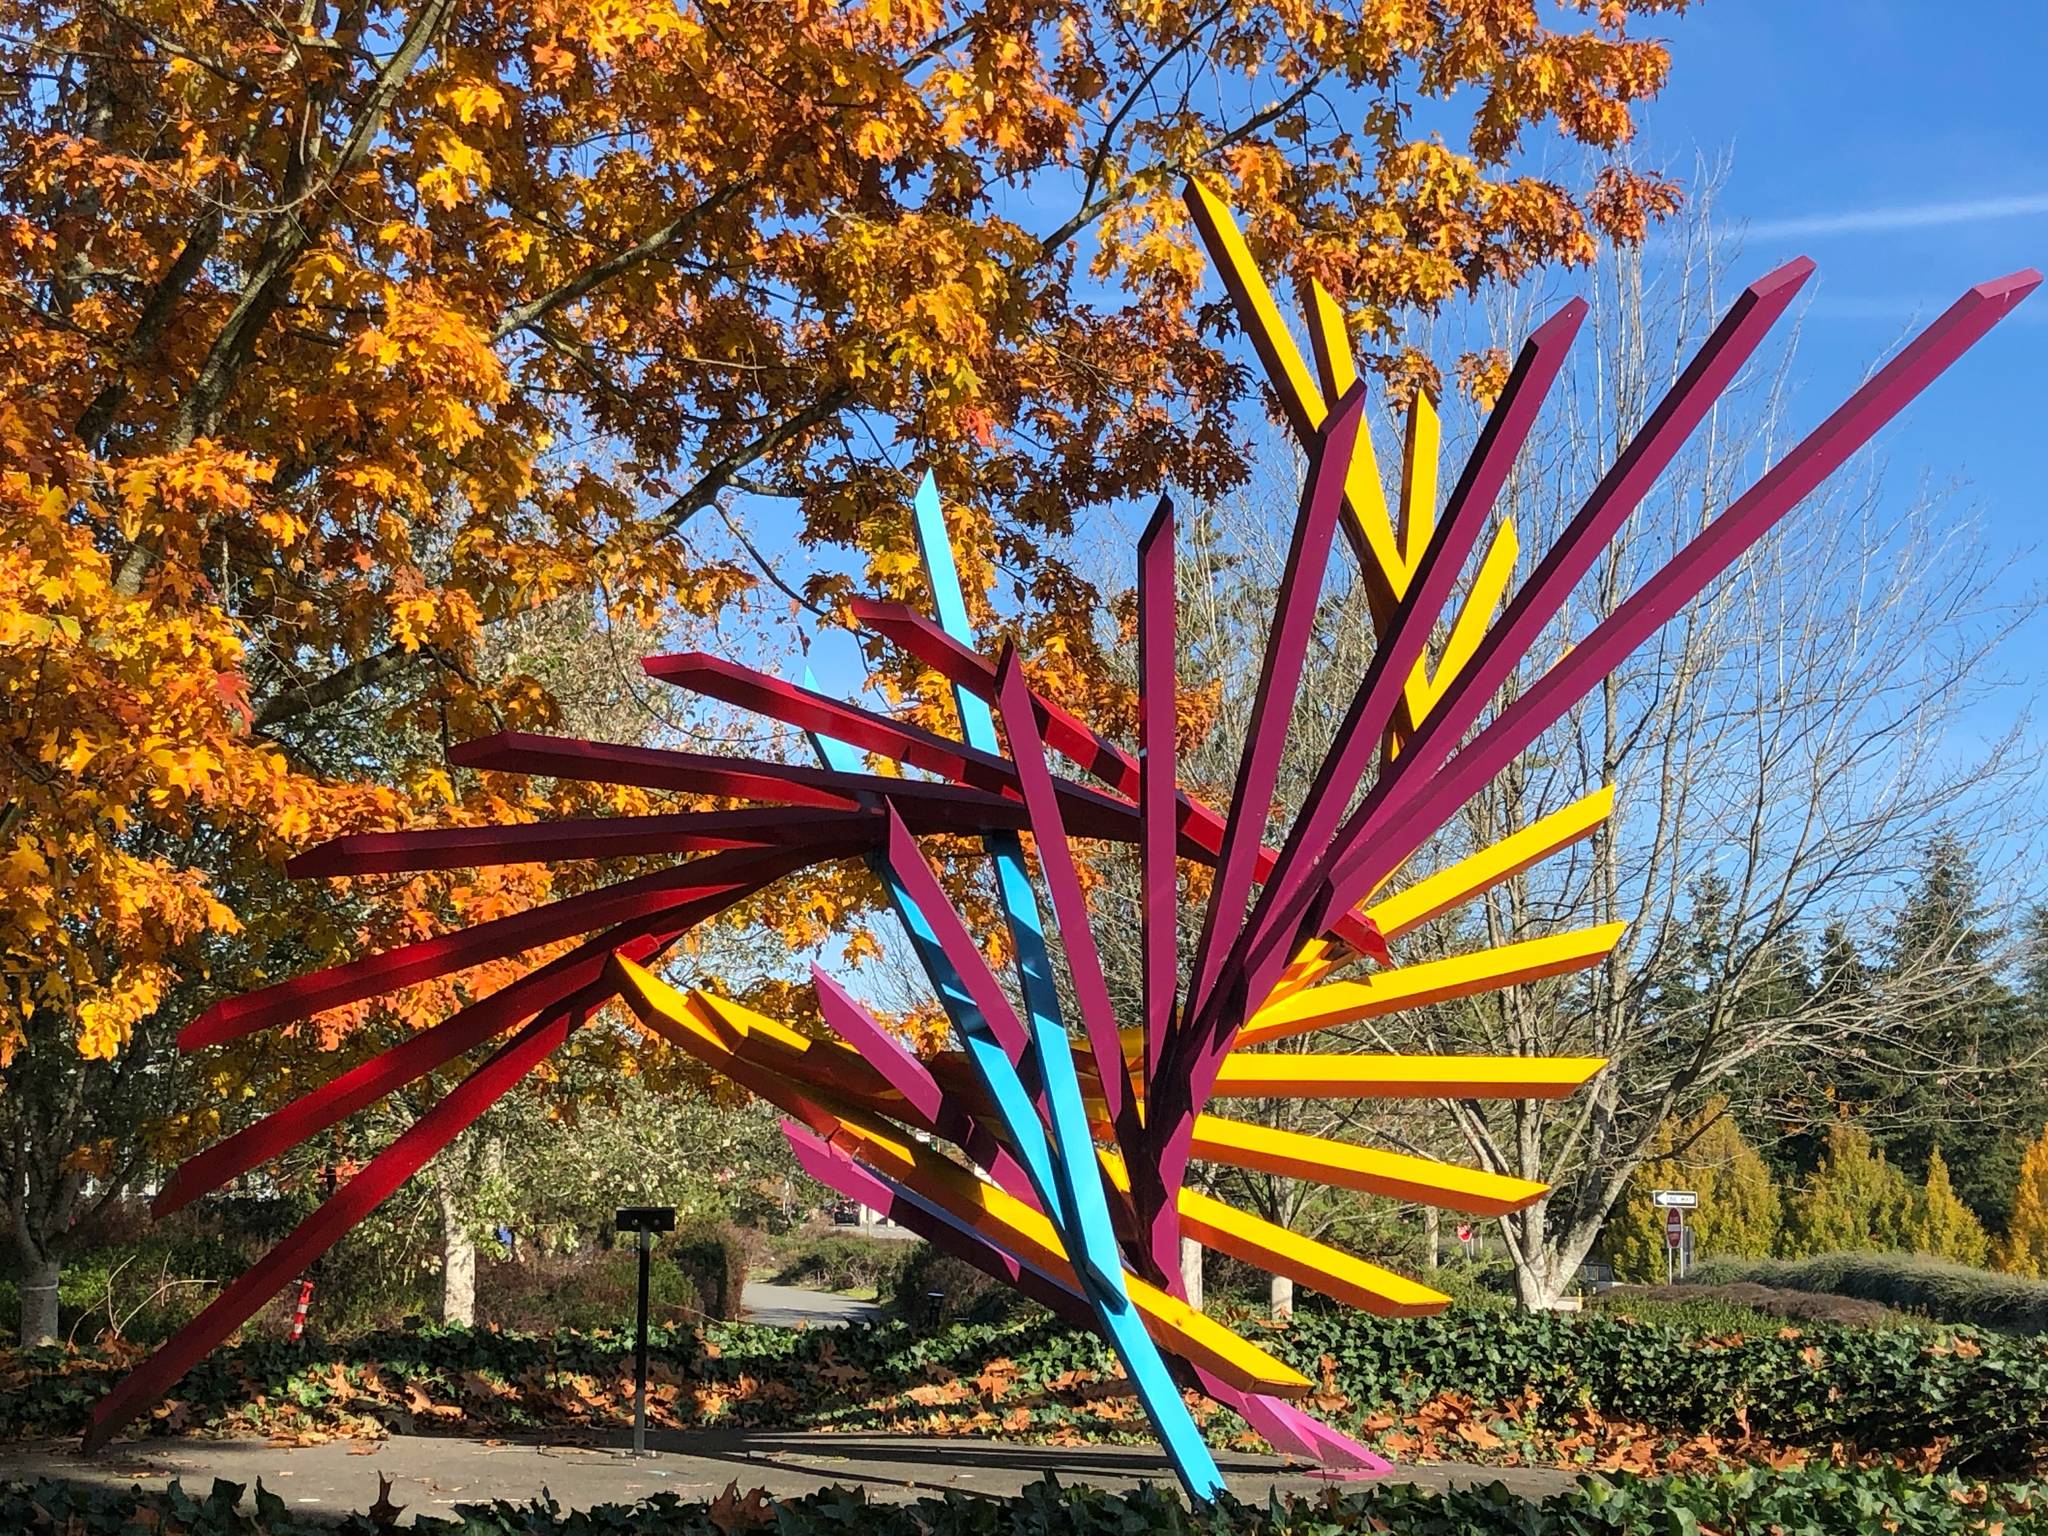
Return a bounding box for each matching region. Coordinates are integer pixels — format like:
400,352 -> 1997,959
1605,1098 -> 1783,1282
1,0 -> 1693,1341
1785,1124 -> 1917,1257
1907,1147 -> 1991,1267
2000,1124 -> 2048,1278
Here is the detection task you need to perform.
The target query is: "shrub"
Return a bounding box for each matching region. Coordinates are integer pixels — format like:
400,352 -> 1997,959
771,1232 -> 920,1295
477,1249 -> 705,1333
1593,1281 -> 1897,1330
890,1243 -> 1030,1325
671,1220 -> 753,1321
1689,1251 -> 2048,1335
1607,1098 -> 1782,1281
3,1465 -> 2044,1536
1785,1126 -> 1916,1256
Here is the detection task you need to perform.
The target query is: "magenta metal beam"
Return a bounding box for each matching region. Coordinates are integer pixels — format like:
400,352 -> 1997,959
1314,267 -> 2042,932
1234,300 -> 1587,983
1178,381 -> 1365,1034
182,837 -> 872,1049
783,1126 -> 1345,1466
286,800 -> 1043,878
993,647 -> 1142,1153
1233,258 -> 1817,997
450,730 -> 867,808
155,853 -> 807,1215
846,596 -> 1390,963
89,999 -> 588,1451
1136,498 -> 1179,1097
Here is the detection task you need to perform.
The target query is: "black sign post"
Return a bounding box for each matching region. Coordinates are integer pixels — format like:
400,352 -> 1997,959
614,1206 -> 676,1457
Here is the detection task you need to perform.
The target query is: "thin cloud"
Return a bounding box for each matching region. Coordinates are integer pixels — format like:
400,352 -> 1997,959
1732,192 -> 2048,242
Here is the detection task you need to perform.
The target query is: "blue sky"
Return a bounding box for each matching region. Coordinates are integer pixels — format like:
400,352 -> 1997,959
1640,0 -> 2044,578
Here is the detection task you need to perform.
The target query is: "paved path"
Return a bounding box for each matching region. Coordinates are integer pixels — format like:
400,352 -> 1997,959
740,1281 -> 883,1329
1,1430 -> 1578,1523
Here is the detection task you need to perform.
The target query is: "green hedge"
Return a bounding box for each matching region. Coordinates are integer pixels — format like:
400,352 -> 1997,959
1690,1252 -> 2048,1335
1282,1307 -> 2048,1473
8,1307 -> 2045,1473
3,1467 -> 2042,1536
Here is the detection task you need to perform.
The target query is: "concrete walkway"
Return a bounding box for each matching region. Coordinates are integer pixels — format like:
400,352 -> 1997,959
740,1281 -> 883,1329
1,1429 -> 1579,1524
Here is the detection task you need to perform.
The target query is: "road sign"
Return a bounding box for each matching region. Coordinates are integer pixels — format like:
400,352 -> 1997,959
1665,1207 -> 1685,1248
1651,1189 -> 1698,1209
1456,1224 -> 1473,1243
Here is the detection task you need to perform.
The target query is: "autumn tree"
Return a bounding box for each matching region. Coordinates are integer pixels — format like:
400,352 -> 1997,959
1605,1097 -> 1781,1281
2001,1124 -> 2048,1278
1784,1125 -> 1915,1258
1908,1148 -> 1991,1268
0,0 -> 1696,1342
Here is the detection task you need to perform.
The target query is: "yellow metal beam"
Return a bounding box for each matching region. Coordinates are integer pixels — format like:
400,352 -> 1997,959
1364,788 -> 1615,941
1189,1113 -> 1547,1216
1098,1149 -> 1449,1317
607,958 -> 1309,1399
1239,923 -> 1624,1047
1208,1052 -> 1604,1100
1185,183 -> 1403,590
1399,390 -> 1440,570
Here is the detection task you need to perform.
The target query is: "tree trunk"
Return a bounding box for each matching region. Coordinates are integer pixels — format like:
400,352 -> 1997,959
1269,1273 -> 1293,1320
1507,1199 -> 1606,1310
10,1163 -> 72,1347
1179,1237 -> 1203,1311
15,1249 -> 59,1346
437,1178 -> 476,1328
1421,1205 -> 1440,1271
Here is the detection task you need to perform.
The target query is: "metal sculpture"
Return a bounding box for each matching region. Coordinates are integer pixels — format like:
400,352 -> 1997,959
86,183 -> 2037,1498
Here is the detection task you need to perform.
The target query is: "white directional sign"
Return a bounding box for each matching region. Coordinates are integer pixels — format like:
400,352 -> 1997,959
1651,1189 -> 1699,1209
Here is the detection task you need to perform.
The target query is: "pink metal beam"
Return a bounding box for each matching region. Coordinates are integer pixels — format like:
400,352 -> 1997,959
1313,268 -> 2041,933
1136,499 -> 1179,1096
90,999 -> 587,1451
809,965 -> 1036,1204
182,836 -> 873,1049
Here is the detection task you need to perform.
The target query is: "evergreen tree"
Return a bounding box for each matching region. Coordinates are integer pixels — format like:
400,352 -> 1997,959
2000,1123 -> 2048,1279
1907,1147 -> 1991,1266
1853,835 -> 2031,1228
1604,1098 -> 1782,1279
1786,1123 -> 1915,1256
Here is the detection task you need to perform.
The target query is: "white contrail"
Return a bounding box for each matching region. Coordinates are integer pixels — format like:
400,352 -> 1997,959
1734,192 -> 2048,241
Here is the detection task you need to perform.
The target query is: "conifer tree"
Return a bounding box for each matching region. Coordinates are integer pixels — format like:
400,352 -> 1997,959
1999,1124 -> 2048,1278
1786,1124 -> 1915,1256
1907,1147 -> 1991,1266
1604,1098 -> 1782,1280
